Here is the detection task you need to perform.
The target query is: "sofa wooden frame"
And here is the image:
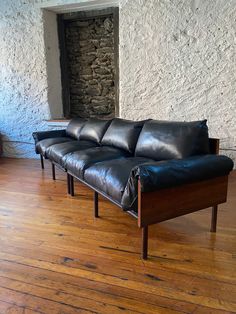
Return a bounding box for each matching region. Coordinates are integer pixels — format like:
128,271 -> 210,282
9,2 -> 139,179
42,138 -> 230,259
138,173 -> 228,259
137,137 -> 230,259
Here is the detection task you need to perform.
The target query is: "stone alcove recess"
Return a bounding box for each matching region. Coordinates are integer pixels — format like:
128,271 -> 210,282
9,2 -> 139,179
41,1 -> 119,127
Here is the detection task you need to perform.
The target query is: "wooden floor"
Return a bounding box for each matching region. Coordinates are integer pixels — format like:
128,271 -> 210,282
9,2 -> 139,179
0,158 -> 235,314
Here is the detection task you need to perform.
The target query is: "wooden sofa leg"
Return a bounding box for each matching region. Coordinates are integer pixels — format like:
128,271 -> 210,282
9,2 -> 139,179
67,173 -> 71,195
142,226 -> 148,260
70,175 -> 74,196
211,205 -> 218,233
52,163 -> 56,180
94,191 -> 99,218
40,155 -> 44,169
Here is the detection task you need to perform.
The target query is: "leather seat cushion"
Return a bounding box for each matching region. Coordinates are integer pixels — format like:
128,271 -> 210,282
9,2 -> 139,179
101,118 -> 146,154
66,117 -> 87,140
36,137 -> 74,157
63,146 -> 130,180
135,120 -> 210,160
84,157 -> 153,207
79,118 -> 112,144
46,140 -> 98,166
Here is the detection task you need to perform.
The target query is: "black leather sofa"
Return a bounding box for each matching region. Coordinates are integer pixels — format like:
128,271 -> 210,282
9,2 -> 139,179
33,118 -> 234,259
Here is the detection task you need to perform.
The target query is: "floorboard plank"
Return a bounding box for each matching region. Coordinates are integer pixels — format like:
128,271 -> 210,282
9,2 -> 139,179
0,158 -> 235,313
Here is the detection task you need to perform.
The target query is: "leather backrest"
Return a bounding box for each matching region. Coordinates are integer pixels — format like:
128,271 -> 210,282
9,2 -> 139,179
79,118 -> 112,144
66,118 -> 87,139
135,119 -> 209,160
101,118 -> 145,154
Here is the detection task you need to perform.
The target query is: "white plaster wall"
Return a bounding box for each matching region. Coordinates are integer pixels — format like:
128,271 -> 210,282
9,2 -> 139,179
0,0 -> 235,163
43,9 -> 64,119
0,0 -> 118,158
0,0 -> 50,157
119,0 -> 236,162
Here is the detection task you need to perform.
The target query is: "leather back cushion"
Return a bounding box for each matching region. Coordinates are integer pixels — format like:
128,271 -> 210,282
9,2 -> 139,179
66,118 -> 87,139
135,120 -> 209,160
101,118 -> 145,154
79,118 -> 112,144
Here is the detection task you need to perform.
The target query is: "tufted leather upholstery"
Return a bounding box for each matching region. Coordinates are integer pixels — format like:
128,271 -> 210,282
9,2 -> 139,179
46,140 -> 98,165
135,120 -> 209,160
134,154 -> 234,193
101,118 -> 146,154
63,146 -> 130,180
66,117 -> 87,139
120,154 -> 234,210
84,157 -> 153,206
32,129 -> 67,144
33,117 -> 234,212
32,130 -> 69,154
79,118 -> 112,144
35,137 -> 73,157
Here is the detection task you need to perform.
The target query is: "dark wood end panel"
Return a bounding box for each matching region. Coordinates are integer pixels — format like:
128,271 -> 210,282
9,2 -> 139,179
138,176 -> 229,228
209,138 -> 220,154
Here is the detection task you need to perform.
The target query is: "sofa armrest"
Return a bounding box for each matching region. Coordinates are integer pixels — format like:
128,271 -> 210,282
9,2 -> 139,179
32,129 -> 67,144
134,155 -> 234,193
121,155 -> 233,211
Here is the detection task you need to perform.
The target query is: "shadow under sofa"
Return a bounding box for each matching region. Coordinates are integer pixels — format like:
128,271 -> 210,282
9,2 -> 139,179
32,118 -> 234,259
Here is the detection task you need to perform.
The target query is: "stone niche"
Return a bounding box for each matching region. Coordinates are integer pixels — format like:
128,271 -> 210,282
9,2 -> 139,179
62,11 -> 117,119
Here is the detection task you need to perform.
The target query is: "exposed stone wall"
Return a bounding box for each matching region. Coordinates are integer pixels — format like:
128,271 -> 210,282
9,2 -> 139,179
0,0 -> 235,165
119,0 -> 236,162
66,15 -> 116,119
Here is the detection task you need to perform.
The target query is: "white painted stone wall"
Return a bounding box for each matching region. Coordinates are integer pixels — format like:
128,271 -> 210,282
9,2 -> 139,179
119,0 -> 236,162
0,0 -> 235,163
0,0 -> 50,157
0,0 -> 118,158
